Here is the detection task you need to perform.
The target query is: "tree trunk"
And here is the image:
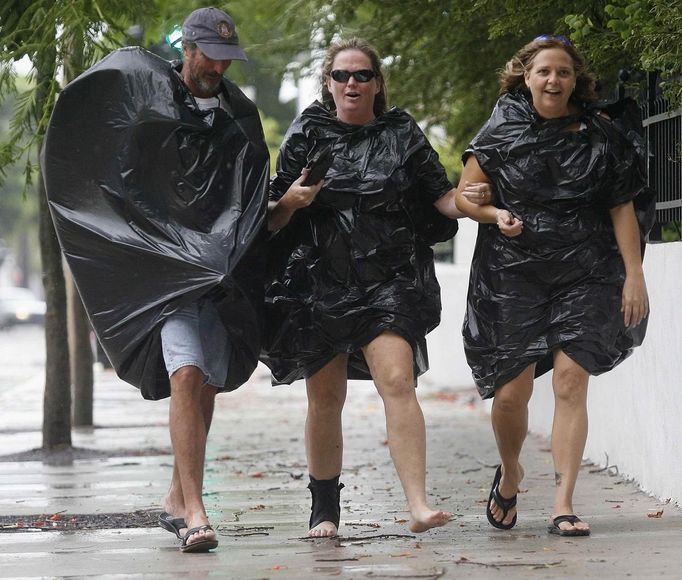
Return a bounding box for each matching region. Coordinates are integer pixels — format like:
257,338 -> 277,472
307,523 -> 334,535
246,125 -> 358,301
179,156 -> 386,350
63,28 -> 94,428
66,265 -> 93,427
39,169 -> 71,449
34,44 -> 71,449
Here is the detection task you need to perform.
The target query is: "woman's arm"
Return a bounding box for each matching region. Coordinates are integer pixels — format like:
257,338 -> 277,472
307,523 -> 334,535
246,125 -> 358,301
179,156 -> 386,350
433,182 -> 492,218
267,169 -> 324,232
609,201 -> 649,327
454,155 -> 523,237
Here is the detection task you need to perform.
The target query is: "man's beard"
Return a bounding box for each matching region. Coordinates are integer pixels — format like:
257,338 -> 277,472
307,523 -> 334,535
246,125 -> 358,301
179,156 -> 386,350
193,73 -> 221,96
188,62 -> 222,96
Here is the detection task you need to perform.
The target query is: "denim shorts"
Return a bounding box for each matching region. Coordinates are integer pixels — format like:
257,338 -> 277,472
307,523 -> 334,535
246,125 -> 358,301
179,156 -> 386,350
160,300 -> 231,389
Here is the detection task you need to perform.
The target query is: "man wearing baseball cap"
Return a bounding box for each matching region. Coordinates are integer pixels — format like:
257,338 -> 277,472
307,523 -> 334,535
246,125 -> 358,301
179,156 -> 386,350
180,7 -> 247,98
43,4 -> 268,555
156,7 -> 264,553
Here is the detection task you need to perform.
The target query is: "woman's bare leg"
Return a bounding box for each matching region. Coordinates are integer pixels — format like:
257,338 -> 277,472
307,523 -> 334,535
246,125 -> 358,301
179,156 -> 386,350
305,354 -> 348,537
550,350 -> 590,533
488,364 -> 535,526
363,331 -> 451,533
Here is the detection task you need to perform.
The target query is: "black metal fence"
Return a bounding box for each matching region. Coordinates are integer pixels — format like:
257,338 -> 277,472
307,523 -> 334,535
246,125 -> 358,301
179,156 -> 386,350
641,76 -> 682,243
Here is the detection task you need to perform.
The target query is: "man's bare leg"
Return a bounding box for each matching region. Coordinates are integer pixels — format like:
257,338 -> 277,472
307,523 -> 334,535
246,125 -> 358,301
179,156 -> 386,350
363,332 -> 451,533
166,366 -> 218,547
163,380 -> 216,536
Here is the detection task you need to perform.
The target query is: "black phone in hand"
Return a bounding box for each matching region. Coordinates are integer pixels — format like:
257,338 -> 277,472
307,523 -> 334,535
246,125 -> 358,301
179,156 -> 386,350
301,144 -> 333,186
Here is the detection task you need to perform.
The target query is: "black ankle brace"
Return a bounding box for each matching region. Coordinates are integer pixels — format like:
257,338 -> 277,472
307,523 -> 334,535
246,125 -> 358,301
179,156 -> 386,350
308,474 -> 345,530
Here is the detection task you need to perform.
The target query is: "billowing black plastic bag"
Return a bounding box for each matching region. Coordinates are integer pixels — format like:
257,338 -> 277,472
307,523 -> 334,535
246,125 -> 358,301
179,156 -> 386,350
41,47 -> 269,399
463,92 -> 655,398
262,101 -> 455,384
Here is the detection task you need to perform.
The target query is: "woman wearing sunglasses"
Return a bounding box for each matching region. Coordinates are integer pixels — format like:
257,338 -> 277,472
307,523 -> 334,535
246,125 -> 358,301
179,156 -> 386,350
263,38 -> 490,537
455,37 -> 653,536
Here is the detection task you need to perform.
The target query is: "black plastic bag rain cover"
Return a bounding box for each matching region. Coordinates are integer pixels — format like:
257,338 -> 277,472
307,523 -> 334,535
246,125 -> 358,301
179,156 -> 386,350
261,101 -> 455,384
42,47 -> 269,399
463,93 -> 655,399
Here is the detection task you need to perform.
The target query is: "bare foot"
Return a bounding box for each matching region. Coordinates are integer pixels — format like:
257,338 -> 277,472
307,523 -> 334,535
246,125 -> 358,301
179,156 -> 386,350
409,508 -> 453,533
489,463 -> 524,527
307,520 -> 338,538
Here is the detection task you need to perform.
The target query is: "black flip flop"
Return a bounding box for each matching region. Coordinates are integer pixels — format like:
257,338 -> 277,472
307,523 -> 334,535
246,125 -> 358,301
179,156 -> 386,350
158,512 -> 187,539
548,514 -> 591,536
180,524 -> 219,553
486,465 -> 518,530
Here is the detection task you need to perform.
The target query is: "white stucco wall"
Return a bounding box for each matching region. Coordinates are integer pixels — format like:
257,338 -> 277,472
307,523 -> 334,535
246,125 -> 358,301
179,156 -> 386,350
426,235 -> 682,505
422,218 -> 478,389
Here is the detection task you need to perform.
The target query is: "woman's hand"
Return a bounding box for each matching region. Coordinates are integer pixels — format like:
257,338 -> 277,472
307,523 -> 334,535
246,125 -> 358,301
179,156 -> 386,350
608,201 -> 648,327
495,208 -> 523,237
438,181 -> 493,218
280,169 -> 324,210
461,181 -> 492,206
267,169 -> 324,231
621,271 -> 649,327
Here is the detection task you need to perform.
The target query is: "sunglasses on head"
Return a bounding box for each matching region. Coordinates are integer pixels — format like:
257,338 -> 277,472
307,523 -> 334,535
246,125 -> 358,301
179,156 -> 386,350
534,34 -> 573,46
330,69 -> 376,83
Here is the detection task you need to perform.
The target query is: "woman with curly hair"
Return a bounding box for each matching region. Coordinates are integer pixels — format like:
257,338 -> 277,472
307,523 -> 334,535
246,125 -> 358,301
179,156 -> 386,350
455,36 -> 652,537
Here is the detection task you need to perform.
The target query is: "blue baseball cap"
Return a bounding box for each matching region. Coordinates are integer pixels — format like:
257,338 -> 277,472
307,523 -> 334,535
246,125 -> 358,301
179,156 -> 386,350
182,7 -> 247,61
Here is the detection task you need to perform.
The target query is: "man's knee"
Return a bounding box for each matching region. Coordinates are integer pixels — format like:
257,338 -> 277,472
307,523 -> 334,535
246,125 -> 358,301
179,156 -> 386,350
170,365 -> 205,393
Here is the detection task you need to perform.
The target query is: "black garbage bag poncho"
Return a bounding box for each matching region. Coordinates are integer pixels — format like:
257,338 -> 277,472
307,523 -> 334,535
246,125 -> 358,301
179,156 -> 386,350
463,92 -> 655,399
261,101 -> 456,384
41,47 -> 269,400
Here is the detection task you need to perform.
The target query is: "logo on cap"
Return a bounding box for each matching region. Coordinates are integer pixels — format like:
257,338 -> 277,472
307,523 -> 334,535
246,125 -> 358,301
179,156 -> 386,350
216,20 -> 233,39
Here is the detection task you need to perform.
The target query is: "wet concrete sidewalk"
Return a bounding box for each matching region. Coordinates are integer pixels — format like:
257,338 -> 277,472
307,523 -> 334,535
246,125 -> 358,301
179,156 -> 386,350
0,364 -> 680,578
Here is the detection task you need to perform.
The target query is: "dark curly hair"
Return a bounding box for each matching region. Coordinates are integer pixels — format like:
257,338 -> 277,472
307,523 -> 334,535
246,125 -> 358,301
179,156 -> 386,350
320,38 -> 388,117
499,37 -> 598,104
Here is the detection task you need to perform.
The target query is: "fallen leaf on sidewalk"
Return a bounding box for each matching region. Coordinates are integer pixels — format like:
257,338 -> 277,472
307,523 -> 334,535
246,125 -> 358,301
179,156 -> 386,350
647,509 -> 664,518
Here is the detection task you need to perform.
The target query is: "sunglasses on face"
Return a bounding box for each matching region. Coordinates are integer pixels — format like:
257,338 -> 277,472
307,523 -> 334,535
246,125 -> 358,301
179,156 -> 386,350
534,34 -> 573,46
330,69 -> 376,83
